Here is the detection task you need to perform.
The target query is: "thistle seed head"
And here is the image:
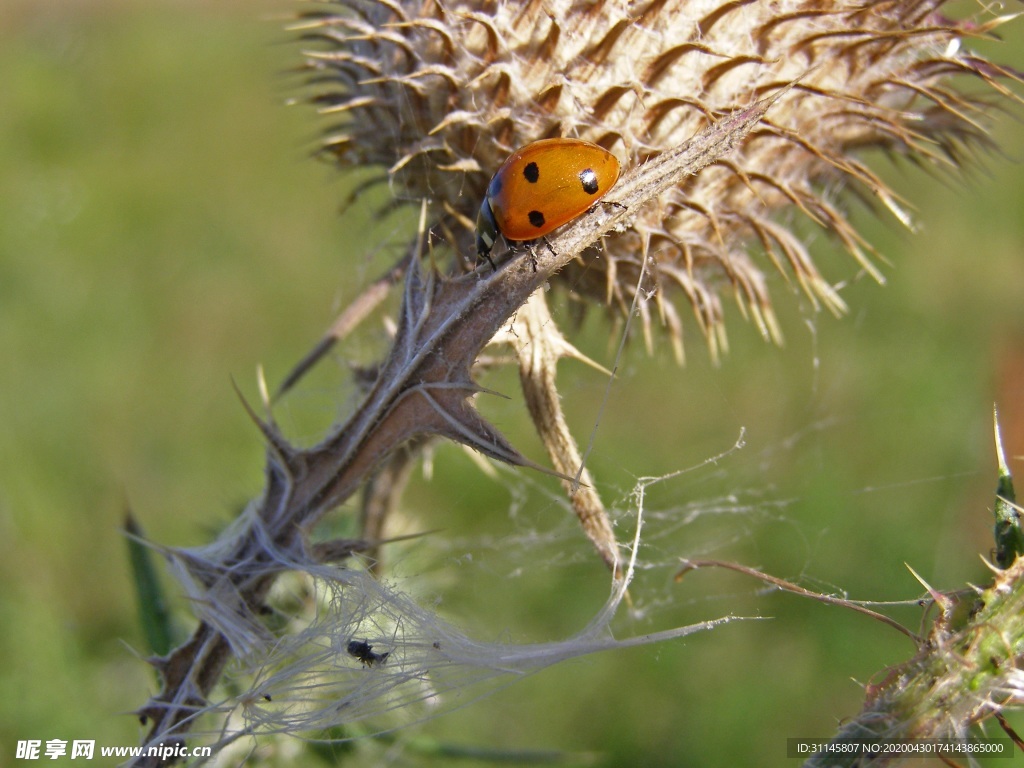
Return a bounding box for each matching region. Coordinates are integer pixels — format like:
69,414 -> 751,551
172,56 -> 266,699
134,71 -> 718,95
297,0 -> 1020,358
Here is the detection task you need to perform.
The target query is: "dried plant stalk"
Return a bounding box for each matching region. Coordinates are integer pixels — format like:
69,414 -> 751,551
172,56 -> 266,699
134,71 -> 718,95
130,0 -> 1024,762
131,95 -> 780,766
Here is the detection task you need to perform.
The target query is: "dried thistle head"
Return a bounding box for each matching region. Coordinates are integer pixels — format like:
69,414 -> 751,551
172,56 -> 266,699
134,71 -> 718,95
296,0 -> 1021,360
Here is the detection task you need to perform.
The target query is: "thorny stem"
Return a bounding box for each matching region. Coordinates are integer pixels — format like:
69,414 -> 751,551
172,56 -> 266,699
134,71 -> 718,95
799,555 -> 1024,768
131,92 -> 785,765
275,250 -> 411,400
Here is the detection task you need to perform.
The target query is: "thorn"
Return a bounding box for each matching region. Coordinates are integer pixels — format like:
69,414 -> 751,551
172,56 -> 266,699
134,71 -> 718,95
994,404 -> 1010,478
230,376 -> 294,465
979,553 -> 1001,574
905,563 -> 954,618
257,364 -> 272,415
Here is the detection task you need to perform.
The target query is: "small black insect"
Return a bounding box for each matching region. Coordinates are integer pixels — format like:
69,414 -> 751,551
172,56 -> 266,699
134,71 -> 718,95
347,639 -> 389,667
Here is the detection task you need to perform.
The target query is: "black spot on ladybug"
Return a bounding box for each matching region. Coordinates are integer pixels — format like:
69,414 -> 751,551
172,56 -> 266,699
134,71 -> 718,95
523,161 -> 540,184
579,168 -> 599,195
528,210 -> 546,228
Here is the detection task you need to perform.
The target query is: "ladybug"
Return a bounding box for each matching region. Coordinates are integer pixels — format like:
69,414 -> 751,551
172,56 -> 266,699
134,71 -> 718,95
475,138 -> 620,267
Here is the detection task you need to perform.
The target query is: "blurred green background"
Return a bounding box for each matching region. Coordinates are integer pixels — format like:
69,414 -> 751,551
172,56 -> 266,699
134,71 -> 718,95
1,1 -> 1022,766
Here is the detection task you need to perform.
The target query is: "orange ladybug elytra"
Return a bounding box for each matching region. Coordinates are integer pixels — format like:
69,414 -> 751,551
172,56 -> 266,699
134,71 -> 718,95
476,138 -> 620,266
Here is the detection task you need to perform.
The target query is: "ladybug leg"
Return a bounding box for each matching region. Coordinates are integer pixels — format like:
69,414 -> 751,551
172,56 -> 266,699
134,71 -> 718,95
533,237 -> 559,271
528,238 -> 558,272
523,238 -> 555,272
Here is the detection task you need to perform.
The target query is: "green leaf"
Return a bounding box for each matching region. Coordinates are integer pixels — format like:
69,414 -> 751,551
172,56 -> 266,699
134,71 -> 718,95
993,407 -> 1023,568
124,512 -> 174,656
